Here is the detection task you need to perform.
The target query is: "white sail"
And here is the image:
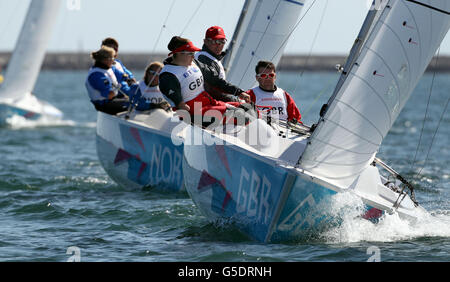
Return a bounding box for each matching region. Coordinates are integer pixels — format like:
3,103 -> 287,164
299,0 -> 450,188
224,0 -> 305,90
0,0 -> 60,101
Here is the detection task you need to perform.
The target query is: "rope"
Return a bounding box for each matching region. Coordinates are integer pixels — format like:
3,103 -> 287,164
149,0 -> 177,64
300,78 -> 336,117
293,0 -> 328,94
269,0 -> 318,63
125,0 -> 178,118
414,95 -> 449,179
410,47 -> 440,173
179,0 -> 205,36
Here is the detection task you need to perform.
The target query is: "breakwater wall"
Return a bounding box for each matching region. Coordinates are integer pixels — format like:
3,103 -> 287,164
1,52 -> 450,72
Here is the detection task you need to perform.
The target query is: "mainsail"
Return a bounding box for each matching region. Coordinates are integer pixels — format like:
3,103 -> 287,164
224,0 -> 305,90
299,0 -> 450,188
0,0 -> 60,101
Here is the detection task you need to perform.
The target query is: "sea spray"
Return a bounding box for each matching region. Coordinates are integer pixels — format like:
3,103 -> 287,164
322,191 -> 450,243
6,114 -> 76,129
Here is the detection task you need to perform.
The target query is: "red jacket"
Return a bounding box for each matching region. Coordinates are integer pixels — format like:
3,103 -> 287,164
246,87 -> 302,123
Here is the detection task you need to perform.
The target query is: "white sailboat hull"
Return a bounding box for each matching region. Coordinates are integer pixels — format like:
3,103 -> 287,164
0,92 -> 62,125
182,122 -> 426,242
96,110 -> 187,192
0,0 -> 61,124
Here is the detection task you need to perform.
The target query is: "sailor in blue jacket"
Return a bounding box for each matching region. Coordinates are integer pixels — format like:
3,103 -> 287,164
101,37 -> 137,89
85,46 -> 132,115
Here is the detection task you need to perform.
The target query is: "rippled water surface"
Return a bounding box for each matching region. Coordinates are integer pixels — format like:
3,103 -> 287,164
0,70 -> 449,262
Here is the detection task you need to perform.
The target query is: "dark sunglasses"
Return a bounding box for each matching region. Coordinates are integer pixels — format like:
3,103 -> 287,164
257,73 -> 275,79
207,39 -> 227,45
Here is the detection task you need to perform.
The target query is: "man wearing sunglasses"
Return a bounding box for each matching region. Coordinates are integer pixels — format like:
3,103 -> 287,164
246,61 -> 302,123
195,26 -> 242,103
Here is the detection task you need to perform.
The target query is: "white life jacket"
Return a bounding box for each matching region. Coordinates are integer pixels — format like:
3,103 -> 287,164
160,63 -> 205,103
138,80 -> 175,107
251,86 -> 288,120
195,51 -> 226,79
85,67 -> 119,102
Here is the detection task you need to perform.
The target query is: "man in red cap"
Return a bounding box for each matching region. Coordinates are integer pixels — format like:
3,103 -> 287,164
195,26 -> 242,102
159,36 -> 250,120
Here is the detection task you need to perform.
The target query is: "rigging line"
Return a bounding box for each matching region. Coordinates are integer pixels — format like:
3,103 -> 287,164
179,0 -> 205,36
293,0 -> 328,95
292,0 -> 328,117
414,95 -> 449,180
126,0 -> 177,116
149,0 -> 177,63
270,0 -> 317,63
236,0 -> 284,87
301,77 -> 334,117
239,0 -> 317,94
406,0 -> 450,15
410,47 -> 440,173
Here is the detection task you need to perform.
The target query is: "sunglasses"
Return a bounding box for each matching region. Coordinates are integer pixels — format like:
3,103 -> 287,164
257,73 -> 276,79
207,39 -> 227,45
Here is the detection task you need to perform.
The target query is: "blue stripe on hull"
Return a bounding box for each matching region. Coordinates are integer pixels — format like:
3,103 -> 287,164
270,177 -> 337,242
96,123 -> 185,192
0,103 -> 41,125
183,139 -> 340,242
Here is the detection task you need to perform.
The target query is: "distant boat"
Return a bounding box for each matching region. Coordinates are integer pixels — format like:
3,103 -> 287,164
182,0 -> 450,242
0,0 -> 62,125
95,0 -> 305,192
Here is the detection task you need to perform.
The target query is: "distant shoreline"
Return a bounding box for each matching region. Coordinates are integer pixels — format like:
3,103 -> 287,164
1,52 -> 450,72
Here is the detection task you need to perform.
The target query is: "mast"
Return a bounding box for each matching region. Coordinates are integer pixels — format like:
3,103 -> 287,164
298,0 -> 450,188
319,4 -> 381,118
222,0 -> 252,72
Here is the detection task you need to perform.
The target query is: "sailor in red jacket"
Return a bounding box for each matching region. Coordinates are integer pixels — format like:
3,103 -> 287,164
246,60 -> 302,123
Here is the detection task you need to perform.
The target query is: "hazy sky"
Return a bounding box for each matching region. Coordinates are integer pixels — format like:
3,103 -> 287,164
0,0 -> 449,55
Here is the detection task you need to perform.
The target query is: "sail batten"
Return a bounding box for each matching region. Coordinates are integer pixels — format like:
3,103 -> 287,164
299,0 -> 450,188
333,98 -> 386,140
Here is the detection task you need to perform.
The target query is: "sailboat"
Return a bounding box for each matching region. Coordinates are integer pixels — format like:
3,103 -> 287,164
182,0 -> 450,242
95,0 -> 305,191
0,0 -> 63,125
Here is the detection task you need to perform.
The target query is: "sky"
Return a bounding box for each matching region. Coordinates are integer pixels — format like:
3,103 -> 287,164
0,0 -> 449,55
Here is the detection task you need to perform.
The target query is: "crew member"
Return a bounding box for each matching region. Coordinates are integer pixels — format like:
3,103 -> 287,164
133,61 -> 174,111
85,46 -> 130,115
246,60 -> 302,123
158,36 -> 250,121
102,37 -> 137,87
195,26 -> 238,102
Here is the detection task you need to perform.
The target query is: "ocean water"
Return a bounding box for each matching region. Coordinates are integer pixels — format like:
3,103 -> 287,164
0,70 -> 449,262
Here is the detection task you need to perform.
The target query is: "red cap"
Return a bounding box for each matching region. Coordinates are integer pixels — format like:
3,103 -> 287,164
205,26 -> 226,40
168,41 -> 201,56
